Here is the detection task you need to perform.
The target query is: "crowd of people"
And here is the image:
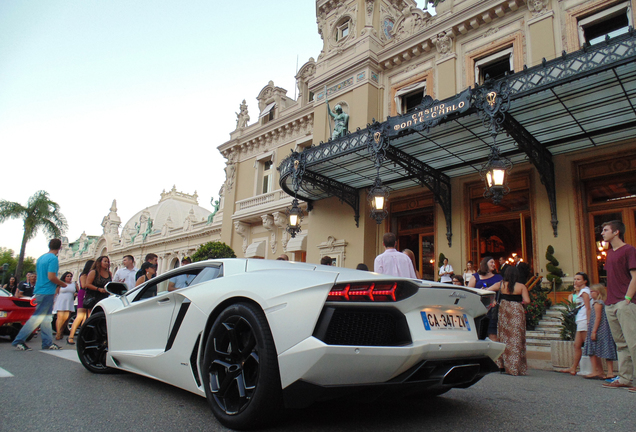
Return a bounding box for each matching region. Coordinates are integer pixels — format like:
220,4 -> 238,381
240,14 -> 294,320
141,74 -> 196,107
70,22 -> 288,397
557,220 -> 636,393
7,246 -> 161,350
7,221 -> 635,392
365,223 -> 635,384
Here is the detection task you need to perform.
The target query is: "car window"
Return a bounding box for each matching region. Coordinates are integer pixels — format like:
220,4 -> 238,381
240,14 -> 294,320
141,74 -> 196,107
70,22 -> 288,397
189,265 -> 223,286
133,268 -> 203,302
167,269 -> 203,292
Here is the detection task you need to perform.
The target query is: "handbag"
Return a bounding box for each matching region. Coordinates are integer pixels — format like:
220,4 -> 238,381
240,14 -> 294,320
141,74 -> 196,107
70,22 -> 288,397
487,290 -> 501,320
83,289 -> 98,309
566,305 -> 582,320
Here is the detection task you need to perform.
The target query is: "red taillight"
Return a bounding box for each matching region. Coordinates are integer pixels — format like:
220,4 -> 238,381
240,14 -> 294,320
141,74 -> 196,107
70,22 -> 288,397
30,298 -> 37,307
327,282 -> 399,302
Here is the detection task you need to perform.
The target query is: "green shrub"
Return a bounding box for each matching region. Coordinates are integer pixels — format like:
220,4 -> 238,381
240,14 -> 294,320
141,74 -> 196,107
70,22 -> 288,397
545,245 -> 564,286
192,241 -> 236,262
526,287 -> 552,330
438,252 -> 446,268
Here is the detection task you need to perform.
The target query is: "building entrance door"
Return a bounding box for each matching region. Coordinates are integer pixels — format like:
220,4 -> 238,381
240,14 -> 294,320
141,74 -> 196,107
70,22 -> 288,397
472,214 -> 533,271
577,152 -> 636,284
589,208 -> 636,285
468,173 -> 533,273
389,194 -> 435,280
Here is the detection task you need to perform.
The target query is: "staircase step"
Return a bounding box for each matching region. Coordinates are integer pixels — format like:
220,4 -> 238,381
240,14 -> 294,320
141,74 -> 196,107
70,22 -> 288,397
527,335 -> 561,341
526,338 -> 552,346
526,345 -> 552,353
546,311 -> 563,318
537,321 -> 561,328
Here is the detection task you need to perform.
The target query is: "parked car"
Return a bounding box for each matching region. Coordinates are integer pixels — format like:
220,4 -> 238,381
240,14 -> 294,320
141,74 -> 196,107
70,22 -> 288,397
77,259 -> 504,430
0,287 -> 36,341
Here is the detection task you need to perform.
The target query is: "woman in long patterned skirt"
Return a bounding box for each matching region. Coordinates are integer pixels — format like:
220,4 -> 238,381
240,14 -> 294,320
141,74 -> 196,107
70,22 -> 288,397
488,266 -> 531,376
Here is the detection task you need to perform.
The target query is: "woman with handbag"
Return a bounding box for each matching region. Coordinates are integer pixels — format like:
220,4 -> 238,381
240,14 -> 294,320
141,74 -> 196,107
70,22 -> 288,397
468,256 -> 503,341
487,266 -> 531,375
67,260 -> 94,344
83,256 -> 112,313
561,272 -> 592,376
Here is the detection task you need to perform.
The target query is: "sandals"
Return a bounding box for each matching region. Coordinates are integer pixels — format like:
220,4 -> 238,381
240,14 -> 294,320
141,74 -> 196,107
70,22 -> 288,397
66,337 -> 75,345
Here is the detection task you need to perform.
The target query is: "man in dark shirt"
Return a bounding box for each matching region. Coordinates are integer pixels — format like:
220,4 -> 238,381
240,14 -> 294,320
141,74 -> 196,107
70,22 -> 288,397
16,272 -> 35,298
136,253 -> 158,281
600,220 -> 636,390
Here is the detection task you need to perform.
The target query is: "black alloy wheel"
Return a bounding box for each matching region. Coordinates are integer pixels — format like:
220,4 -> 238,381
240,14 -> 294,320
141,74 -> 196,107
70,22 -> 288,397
202,303 -> 282,430
77,312 -> 114,374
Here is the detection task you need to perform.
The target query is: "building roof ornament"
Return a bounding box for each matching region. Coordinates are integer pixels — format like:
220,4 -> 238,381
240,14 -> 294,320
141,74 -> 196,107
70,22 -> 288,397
159,185 -> 199,205
235,99 -> 250,130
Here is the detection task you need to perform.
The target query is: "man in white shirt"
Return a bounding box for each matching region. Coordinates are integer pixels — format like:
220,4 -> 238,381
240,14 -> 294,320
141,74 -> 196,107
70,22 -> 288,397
113,255 -> 138,290
438,258 -> 454,283
374,233 -> 417,278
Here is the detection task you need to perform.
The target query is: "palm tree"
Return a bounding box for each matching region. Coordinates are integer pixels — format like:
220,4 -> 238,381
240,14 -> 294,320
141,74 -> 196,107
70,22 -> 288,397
0,190 -> 68,280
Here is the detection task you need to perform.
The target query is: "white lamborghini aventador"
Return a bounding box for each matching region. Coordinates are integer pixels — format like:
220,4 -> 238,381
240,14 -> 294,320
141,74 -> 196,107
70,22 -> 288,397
77,259 -> 505,430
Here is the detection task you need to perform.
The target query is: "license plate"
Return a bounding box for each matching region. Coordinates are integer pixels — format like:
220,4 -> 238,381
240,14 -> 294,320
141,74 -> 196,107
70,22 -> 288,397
0,311 -> 7,317
421,310 -> 470,331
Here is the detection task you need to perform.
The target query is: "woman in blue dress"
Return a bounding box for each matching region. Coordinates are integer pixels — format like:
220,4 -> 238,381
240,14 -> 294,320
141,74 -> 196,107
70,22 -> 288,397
468,256 -> 503,341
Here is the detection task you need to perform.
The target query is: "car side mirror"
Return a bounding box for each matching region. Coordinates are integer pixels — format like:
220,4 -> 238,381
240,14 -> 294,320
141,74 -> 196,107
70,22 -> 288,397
105,282 -> 128,296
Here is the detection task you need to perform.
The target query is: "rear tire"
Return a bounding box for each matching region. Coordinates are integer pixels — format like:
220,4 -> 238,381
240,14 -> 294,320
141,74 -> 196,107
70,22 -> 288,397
77,312 -> 115,374
202,302 -> 282,430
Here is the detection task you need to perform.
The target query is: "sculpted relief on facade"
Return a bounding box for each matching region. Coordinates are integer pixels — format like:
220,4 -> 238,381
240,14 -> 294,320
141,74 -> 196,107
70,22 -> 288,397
527,0 -> 549,16
434,31 -> 454,57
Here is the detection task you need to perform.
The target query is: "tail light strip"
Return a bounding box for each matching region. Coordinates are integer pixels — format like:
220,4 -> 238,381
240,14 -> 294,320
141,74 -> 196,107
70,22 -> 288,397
327,282 -> 398,302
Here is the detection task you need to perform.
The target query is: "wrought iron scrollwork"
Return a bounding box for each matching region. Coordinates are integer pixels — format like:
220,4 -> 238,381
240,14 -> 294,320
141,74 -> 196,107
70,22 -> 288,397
473,77 -> 511,137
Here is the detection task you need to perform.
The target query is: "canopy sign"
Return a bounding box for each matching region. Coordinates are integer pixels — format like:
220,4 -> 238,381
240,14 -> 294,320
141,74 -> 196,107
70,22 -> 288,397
387,87 -> 472,136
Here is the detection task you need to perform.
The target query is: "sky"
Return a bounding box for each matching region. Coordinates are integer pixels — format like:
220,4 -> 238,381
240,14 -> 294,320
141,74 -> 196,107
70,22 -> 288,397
0,0 -> 431,260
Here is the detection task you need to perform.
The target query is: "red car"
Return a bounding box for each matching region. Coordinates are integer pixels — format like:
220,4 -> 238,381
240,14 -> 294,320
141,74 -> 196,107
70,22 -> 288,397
0,288 -> 36,340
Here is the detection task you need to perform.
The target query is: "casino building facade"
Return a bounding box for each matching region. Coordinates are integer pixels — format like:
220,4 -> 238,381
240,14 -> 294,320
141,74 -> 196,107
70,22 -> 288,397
216,0 -> 636,285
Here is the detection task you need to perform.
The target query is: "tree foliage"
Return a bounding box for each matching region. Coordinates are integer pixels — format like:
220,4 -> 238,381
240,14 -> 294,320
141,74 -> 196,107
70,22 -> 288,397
192,241 -> 236,262
0,248 -> 35,281
0,190 -> 67,278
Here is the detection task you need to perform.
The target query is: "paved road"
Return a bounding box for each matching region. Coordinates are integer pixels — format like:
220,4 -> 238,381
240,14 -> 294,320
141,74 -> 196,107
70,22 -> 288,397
0,336 -> 633,432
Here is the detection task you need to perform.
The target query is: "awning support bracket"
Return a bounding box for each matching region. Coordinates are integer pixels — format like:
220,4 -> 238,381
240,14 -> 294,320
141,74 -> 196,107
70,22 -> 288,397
502,115 -> 559,237
381,141 -> 453,247
299,168 -> 360,228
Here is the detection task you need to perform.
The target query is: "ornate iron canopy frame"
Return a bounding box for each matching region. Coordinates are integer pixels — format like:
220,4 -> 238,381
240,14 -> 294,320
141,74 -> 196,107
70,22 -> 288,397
278,31 -> 636,243
280,117 -> 455,245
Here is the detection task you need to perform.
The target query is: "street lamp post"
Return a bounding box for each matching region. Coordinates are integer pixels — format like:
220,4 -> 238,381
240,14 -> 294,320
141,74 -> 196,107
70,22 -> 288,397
1,263 -> 9,287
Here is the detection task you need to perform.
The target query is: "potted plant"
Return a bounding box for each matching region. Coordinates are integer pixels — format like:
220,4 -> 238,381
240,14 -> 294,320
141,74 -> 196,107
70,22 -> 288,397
550,299 -> 576,368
